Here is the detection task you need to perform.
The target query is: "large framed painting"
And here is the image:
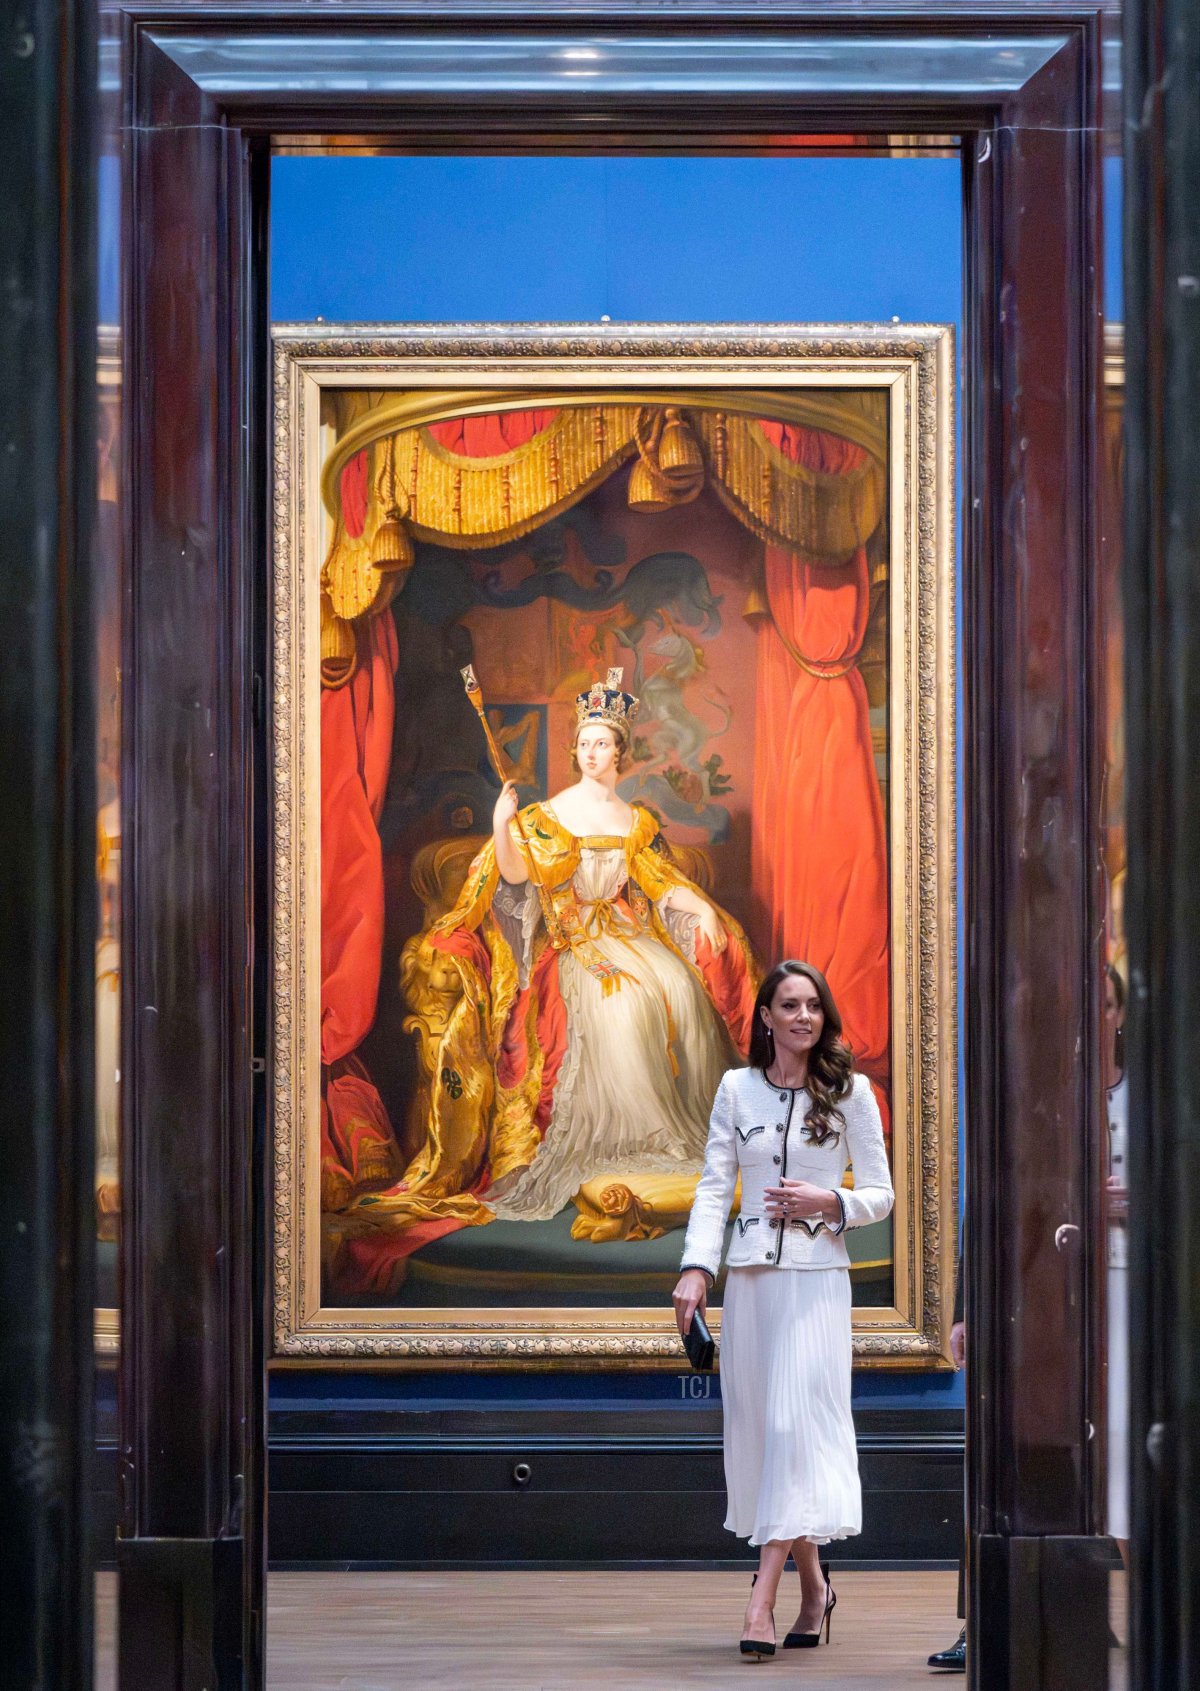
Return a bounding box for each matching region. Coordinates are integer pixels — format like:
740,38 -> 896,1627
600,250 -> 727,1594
271,325 -> 957,1365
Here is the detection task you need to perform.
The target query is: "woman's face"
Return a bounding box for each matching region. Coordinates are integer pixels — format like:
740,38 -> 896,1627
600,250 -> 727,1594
575,724 -> 620,779
762,973 -> 825,1058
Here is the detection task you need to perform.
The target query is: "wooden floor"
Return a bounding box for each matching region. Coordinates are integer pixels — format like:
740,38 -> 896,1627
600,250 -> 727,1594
94,1567 -> 1128,1690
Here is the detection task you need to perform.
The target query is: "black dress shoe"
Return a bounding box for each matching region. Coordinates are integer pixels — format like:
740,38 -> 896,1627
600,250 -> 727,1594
928,1627 -> 966,1672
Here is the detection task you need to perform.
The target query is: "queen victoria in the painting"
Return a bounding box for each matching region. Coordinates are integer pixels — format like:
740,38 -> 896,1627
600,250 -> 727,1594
418,667 -> 758,1232
330,663 -> 758,1277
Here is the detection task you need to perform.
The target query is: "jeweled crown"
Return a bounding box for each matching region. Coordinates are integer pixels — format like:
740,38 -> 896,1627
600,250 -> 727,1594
574,666 -> 640,732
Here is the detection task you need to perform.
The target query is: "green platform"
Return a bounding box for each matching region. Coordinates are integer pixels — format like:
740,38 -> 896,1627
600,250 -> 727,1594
370,1209 -> 894,1308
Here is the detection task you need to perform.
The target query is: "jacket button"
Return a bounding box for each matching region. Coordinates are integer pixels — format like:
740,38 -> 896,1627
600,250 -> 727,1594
773,1154 -> 781,1165
769,1218 -> 779,1229
776,1124 -> 784,1133
764,1251 -> 773,1260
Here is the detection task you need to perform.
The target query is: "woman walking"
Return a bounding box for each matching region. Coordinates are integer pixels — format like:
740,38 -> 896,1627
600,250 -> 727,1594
673,959 -> 894,1659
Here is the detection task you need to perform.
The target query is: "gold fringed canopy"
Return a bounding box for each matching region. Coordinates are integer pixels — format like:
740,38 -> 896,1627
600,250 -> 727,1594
319,388 -> 888,685
323,404 -> 644,643
694,408 -> 884,558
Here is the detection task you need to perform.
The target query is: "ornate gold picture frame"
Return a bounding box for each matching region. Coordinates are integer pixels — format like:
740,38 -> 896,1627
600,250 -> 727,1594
271,325 -> 957,1367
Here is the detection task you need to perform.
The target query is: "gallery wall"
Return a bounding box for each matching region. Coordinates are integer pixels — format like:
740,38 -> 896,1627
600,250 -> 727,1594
270,154 -> 962,325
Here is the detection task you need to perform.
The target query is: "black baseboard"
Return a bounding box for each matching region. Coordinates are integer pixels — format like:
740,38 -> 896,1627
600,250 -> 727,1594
94,1388 -> 962,1569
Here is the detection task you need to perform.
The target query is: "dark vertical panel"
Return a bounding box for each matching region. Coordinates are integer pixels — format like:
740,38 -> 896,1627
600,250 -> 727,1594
1123,0 -> 1200,1685
0,0 -> 98,1683
964,23 -> 1108,1691
117,30 -> 265,1690
239,129 -> 272,1685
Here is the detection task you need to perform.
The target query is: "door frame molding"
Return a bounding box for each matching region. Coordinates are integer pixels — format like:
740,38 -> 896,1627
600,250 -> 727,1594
111,7 -> 1109,1686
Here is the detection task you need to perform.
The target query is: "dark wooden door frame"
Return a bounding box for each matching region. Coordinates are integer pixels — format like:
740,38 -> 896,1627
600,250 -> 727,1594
113,7 -> 1111,1687
1122,0 -> 1200,1684
0,0 -> 98,1683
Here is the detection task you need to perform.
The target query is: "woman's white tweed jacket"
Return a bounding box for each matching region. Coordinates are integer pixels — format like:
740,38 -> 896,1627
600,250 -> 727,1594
680,1066 -> 895,1279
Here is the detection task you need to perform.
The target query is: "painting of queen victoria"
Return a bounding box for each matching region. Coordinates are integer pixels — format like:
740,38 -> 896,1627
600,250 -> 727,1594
272,327 -> 958,1363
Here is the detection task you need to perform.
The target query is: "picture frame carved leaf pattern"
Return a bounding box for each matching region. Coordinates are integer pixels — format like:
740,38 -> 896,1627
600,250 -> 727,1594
270,324 -> 957,1366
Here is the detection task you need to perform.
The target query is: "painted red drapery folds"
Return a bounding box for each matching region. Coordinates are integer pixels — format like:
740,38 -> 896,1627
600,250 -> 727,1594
339,446 -> 372,538
320,613 -> 404,1209
425,409 -> 561,457
748,422 -> 891,1125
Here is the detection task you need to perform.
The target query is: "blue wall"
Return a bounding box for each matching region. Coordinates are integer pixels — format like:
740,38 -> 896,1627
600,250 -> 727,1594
271,153 -> 965,1410
271,155 -> 961,325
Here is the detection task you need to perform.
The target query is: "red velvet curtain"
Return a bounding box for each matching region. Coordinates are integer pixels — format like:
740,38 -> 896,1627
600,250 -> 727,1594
750,422 -> 891,1119
320,612 -> 404,1209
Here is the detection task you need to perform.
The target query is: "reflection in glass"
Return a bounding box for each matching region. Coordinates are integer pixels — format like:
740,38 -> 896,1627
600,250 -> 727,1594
94,27 -> 123,1688
94,328 -> 120,1327
1101,323 -> 1128,1682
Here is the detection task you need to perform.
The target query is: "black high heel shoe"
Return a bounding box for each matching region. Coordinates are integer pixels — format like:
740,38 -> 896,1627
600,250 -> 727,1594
741,1572 -> 776,1660
782,1561 -> 836,1648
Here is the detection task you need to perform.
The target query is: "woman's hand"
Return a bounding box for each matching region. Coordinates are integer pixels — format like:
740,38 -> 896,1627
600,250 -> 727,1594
763,1178 -> 840,1226
672,1269 -> 709,1336
696,901 -> 728,957
664,885 -> 728,956
1106,1173 -> 1129,1220
492,780 -> 519,833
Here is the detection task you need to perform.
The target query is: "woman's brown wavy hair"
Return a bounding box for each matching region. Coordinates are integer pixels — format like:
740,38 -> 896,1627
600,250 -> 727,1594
748,959 -> 855,1146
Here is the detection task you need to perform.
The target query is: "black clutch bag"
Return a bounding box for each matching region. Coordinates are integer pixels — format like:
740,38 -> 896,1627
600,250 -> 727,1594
681,1307 -> 715,1372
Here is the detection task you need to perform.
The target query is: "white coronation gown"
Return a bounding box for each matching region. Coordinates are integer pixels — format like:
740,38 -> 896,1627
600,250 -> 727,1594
484,839 -> 738,1222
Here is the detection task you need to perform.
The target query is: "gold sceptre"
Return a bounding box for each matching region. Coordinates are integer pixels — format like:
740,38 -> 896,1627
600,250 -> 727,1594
459,664 -> 562,945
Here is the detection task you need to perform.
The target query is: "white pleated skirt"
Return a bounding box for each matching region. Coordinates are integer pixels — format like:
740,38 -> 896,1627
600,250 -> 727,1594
720,1266 -> 862,1547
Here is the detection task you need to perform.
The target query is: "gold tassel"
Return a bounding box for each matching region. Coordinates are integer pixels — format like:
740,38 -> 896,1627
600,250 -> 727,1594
370,438 -> 414,575
320,591 -> 357,689
370,508 -> 413,574
627,453 -> 672,512
657,407 -> 704,495
628,407 -> 703,512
